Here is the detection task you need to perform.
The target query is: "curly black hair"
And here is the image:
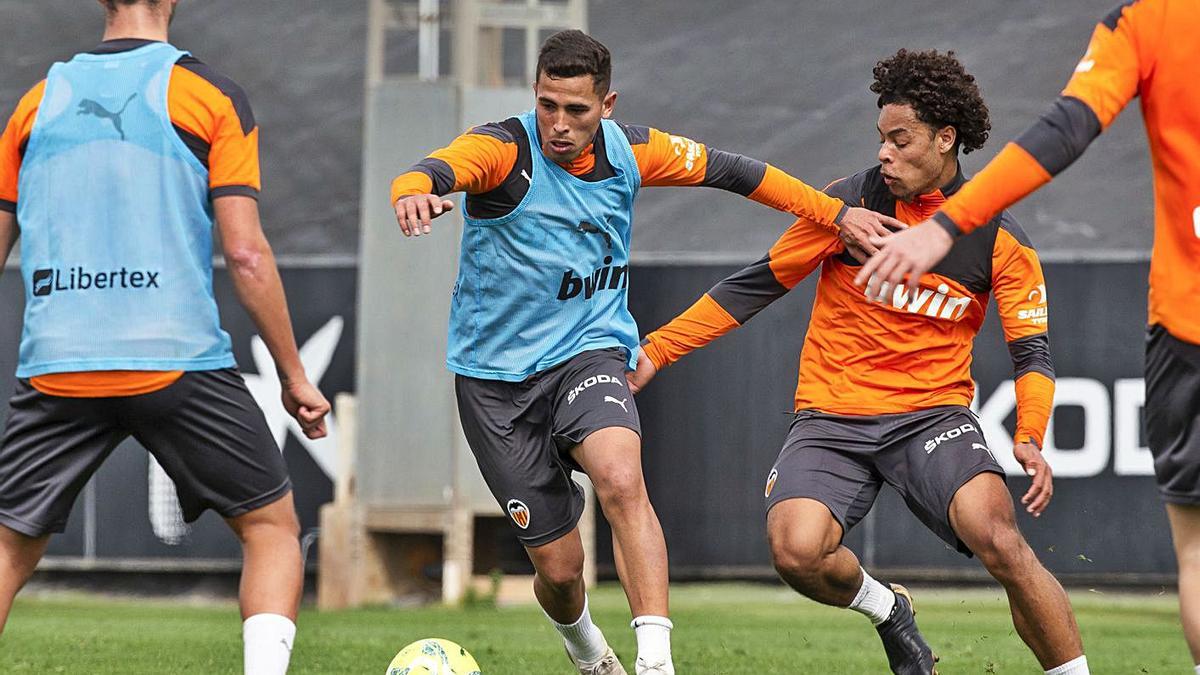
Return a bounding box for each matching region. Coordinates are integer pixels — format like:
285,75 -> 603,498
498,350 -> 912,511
870,49 -> 990,154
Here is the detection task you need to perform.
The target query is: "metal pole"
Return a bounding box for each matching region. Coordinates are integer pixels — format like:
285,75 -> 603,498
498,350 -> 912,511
366,0 -> 387,88
418,0 -> 441,81
83,480 -> 97,561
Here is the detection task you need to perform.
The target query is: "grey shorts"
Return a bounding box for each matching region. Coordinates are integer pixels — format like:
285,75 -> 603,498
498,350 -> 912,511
455,347 -> 641,547
0,368 -> 291,537
1145,324 -> 1200,504
764,405 -> 1003,556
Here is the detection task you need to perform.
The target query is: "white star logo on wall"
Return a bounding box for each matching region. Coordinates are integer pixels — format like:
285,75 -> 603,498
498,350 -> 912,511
148,316 -> 344,544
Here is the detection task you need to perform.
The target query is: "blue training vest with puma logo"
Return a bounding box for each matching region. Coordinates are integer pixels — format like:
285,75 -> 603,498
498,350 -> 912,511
447,110 -> 642,381
16,41 -> 235,376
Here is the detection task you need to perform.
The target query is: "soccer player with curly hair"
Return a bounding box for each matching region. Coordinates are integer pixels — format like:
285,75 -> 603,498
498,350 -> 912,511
863,4 -> 1200,667
631,49 -> 1089,674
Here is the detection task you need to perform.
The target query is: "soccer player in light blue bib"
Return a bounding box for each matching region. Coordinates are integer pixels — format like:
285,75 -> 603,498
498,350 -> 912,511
392,29 -> 904,675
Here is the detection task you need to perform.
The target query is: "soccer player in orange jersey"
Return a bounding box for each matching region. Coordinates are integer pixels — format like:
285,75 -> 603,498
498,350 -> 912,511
859,3 -> 1200,667
390,30 -> 905,675
631,50 -> 1088,674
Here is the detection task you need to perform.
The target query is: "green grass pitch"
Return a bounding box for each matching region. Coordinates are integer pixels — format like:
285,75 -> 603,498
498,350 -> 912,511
0,583 -> 1188,673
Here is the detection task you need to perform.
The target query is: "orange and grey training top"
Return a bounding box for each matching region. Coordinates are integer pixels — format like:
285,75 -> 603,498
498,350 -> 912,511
391,115 -> 849,379
644,166 -> 1055,448
390,117 -> 846,228
934,0 -> 1200,345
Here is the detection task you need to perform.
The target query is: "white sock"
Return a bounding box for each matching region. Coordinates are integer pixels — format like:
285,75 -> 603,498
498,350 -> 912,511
631,615 -> 674,672
1045,655 -> 1089,675
547,596 -> 609,665
1194,664 -> 1199,675
847,568 -> 896,625
243,613 -> 296,675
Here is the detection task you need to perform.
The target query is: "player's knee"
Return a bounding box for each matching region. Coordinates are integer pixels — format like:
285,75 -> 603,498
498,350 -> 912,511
230,503 -> 301,544
971,524 -> 1033,579
769,532 -> 832,587
536,558 -> 584,592
593,470 -> 648,515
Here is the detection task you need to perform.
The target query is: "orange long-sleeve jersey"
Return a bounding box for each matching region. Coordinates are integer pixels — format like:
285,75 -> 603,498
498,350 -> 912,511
645,166 -> 1055,447
390,117 -> 846,229
0,39 -> 261,397
935,0 -> 1200,345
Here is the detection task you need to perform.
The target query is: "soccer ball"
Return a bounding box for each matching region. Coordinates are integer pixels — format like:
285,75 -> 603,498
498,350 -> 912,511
386,638 -> 482,675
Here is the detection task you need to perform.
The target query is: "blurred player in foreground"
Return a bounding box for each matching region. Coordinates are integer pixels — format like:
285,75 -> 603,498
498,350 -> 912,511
0,2 -> 330,673
860,2 -> 1200,668
631,50 -> 1088,675
390,29 -> 904,675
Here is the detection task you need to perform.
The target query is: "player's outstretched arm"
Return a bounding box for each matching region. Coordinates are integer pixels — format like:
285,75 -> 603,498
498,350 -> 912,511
633,126 -> 902,252
857,2 -> 1149,297
215,195 -> 330,439
992,217 -> 1056,516
629,125 -> 906,241
390,123 -> 518,238
0,211 -> 17,274
637,218 -> 840,390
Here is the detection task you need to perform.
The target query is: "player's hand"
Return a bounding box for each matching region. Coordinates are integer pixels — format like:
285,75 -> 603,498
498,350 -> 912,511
854,219 -> 954,298
280,377 -> 331,439
837,206 -> 907,258
626,349 -> 658,394
1013,441 -> 1053,517
394,194 -> 454,237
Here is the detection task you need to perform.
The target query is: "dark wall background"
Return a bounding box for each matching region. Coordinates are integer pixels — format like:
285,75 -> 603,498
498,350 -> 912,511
0,0 -> 1153,257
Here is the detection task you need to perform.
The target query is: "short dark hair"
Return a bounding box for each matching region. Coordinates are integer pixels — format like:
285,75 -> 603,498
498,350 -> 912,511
870,49 -> 991,154
535,30 -> 611,95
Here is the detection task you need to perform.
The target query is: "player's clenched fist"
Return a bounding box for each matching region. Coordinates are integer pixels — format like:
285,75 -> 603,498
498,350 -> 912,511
394,193 -> 454,237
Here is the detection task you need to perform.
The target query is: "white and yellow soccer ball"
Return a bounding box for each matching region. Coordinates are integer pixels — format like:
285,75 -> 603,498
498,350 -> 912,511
386,638 -> 481,675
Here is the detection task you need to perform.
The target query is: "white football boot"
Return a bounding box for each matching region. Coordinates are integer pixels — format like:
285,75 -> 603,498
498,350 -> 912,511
569,646 -> 628,675
634,657 -> 674,675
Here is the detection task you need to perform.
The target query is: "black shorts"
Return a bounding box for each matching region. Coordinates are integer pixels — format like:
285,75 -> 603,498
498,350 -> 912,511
1145,324 -> 1200,504
455,347 -> 641,547
764,405 -> 1003,556
0,369 -> 291,537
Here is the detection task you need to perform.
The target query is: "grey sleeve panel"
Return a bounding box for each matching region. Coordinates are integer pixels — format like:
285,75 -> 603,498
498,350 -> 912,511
618,123 -> 651,146
702,149 -> 768,196
933,211 -> 962,238
708,254 -> 791,324
0,199 -> 14,213
1014,96 -> 1102,176
210,185 -> 259,200
410,157 -> 456,196
1007,333 -> 1055,380
1102,1 -> 1139,30
467,121 -> 518,143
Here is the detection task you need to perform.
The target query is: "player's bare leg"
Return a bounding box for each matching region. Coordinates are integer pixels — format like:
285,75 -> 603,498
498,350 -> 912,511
226,492 -> 303,675
949,473 -> 1086,672
527,527 -> 588,623
527,528 -> 624,674
768,498 -> 936,674
572,426 -> 672,674
1165,503 -> 1200,666
0,525 -> 50,636
572,427 -> 667,616
767,498 -> 861,604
